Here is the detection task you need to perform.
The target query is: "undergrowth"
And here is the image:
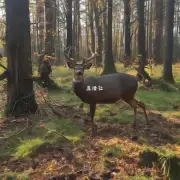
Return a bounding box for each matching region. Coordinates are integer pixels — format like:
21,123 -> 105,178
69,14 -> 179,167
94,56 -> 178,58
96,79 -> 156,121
0,62 -> 179,179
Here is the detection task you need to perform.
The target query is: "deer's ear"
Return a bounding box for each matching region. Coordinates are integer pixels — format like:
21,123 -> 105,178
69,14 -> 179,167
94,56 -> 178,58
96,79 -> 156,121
84,62 -> 92,69
67,61 -> 75,69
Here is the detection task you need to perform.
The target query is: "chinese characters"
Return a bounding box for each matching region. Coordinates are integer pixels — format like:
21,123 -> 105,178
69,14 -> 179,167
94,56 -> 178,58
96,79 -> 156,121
86,85 -> 103,91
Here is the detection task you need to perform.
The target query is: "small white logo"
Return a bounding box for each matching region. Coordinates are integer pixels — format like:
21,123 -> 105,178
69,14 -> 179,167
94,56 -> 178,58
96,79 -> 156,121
86,86 -> 103,91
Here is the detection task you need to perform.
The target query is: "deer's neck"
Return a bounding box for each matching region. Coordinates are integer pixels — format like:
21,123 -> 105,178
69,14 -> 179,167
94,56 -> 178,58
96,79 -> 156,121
73,79 -> 85,92
72,79 -> 86,101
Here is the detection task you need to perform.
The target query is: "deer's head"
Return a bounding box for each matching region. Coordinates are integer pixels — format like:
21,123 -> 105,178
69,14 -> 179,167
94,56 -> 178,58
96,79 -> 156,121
64,46 -> 98,82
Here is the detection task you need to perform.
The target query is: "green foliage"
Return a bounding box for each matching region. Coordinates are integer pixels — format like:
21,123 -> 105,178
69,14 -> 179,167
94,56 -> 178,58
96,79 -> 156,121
160,156 -> 180,180
12,118 -> 84,159
13,138 -> 44,158
41,117 -> 85,143
136,89 -> 180,119
140,147 -> 180,180
0,63 -> 180,178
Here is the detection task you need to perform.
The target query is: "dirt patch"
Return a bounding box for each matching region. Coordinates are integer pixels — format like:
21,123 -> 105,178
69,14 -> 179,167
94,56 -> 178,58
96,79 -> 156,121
0,104 -> 180,179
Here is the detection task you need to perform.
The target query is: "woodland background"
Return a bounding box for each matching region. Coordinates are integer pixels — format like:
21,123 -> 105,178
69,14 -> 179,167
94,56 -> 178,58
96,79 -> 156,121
0,0 -> 179,179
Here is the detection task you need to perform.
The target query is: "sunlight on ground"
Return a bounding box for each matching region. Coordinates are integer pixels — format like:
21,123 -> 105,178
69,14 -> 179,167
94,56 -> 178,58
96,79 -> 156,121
0,63 -> 180,179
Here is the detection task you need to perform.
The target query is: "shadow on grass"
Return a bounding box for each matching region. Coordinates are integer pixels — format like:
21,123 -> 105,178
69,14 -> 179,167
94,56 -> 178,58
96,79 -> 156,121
0,64 -> 180,179
0,104 -> 86,164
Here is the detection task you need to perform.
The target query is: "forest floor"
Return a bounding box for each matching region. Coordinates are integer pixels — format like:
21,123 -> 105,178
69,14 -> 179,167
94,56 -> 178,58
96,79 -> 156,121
0,62 -> 180,180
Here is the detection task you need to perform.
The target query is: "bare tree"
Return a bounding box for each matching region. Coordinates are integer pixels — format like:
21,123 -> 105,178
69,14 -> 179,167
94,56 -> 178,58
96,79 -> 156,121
137,0 -> 146,73
93,0 -> 103,66
5,0 -> 37,115
154,0 -> 163,64
89,0 -> 95,54
123,0 -> 131,58
45,0 -> 56,56
66,0 -> 72,57
163,0 -> 175,83
36,0 -> 44,52
101,0 -> 117,74
148,0 -> 152,57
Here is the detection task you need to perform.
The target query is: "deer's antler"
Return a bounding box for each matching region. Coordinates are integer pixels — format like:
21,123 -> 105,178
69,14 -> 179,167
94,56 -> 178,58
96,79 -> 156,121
81,45 -> 98,64
64,46 -> 75,62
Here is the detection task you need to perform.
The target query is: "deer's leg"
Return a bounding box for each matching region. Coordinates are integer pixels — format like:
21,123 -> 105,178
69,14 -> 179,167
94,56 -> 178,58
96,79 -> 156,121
90,104 -> 96,137
136,100 -> 149,125
127,99 -> 138,127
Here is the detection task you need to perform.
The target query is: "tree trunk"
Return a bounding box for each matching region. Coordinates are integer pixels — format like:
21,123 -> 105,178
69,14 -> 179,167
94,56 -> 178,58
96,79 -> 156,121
77,0 -> 81,57
102,0 -> 107,63
86,0 -> 90,56
52,0 -> 57,59
137,0 -> 146,73
89,0 -> 95,53
55,1 -> 61,65
45,0 -> 55,56
154,0 -> 163,64
101,0 -> 117,74
146,0 -> 149,54
66,0 -> 72,57
93,0 -> 103,66
163,0 -> 175,83
72,0 -> 79,56
123,0 -> 131,57
5,0 -> 37,116
36,0 -> 44,53
148,0 -> 152,57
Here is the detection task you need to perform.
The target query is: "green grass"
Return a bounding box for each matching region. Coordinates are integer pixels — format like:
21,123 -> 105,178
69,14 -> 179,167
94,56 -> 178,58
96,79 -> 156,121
51,63 -> 180,120
0,116 -> 84,160
41,117 -> 85,142
14,138 -> 45,159
96,106 -> 134,124
140,146 -> 180,179
102,145 -> 125,158
142,146 -> 178,158
50,63 -> 179,123
0,62 -> 180,179
12,117 -> 84,159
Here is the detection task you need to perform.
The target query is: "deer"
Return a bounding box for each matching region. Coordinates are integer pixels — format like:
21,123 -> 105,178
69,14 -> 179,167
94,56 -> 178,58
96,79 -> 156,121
64,46 -> 149,137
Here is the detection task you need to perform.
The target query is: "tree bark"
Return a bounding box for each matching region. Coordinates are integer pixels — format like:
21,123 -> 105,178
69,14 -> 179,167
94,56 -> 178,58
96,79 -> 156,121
55,0 -> 61,65
102,0 -> 107,62
66,0 -> 72,57
137,0 -> 146,73
101,0 -> 117,74
77,0 -> 81,57
123,0 -> 131,57
89,0 -> 95,53
5,0 -> 37,116
163,0 -> 175,83
36,0 -> 44,52
148,0 -> 152,57
45,0 -> 56,56
154,0 -> 163,64
86,0 -> 90,56
93,0 -> 103,66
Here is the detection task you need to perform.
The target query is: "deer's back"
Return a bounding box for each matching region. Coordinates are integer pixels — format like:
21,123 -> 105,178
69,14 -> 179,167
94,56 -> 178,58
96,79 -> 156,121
74,73 -> 138,104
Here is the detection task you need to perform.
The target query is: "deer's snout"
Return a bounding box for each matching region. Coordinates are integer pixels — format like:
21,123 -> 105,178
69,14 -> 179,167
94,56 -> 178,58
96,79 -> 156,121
76,71 -> 83,76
